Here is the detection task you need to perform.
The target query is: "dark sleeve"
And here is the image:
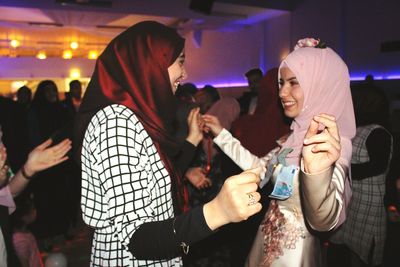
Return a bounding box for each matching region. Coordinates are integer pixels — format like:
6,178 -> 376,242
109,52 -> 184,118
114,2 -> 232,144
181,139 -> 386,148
128,205 -> 214,260
351,128 -> 391,180
174,140 -> 197,173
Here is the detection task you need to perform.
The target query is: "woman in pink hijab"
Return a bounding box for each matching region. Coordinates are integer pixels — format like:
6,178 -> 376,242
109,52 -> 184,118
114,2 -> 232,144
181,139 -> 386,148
203,38 -> 356,266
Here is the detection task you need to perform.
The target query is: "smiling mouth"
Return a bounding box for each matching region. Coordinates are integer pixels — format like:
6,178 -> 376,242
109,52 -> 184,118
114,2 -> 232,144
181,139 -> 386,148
282,101 -> 296,108
174,80 -> 180,89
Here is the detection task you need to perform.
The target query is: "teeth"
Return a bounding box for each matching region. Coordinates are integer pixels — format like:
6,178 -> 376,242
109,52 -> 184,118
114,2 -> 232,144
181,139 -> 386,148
283,101 -> 295,107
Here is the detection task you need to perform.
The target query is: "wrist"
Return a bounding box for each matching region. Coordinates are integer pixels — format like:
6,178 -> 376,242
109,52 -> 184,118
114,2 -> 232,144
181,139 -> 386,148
203,198 -> 228,231
186,134 -> 202,146
21,164 -> 36,180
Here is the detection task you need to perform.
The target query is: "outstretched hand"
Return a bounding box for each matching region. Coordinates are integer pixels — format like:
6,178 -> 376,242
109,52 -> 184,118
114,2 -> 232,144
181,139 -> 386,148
302,114 -> 341,174
24,138 -> 72,176
0,145 -> 9,186
202,114 -> 223,136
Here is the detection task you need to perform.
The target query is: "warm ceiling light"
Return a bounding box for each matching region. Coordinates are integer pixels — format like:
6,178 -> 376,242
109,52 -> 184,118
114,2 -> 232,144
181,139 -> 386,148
63,49 -> 73,59
70,68 -> 81,79
88,50 -> 98,60
36,51 -> 46,59
10,39 -> 20,48
70,41 -> 79,50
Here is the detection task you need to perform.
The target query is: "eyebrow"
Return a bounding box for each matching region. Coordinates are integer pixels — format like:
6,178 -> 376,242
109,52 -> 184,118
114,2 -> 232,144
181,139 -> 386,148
279,76 -> 297,82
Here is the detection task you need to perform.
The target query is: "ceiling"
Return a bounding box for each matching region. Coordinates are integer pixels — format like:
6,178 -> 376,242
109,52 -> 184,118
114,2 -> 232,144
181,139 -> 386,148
0,0 -> 298,58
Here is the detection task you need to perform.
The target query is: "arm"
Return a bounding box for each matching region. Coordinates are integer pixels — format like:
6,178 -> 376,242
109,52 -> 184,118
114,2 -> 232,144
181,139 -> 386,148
300,114 -> 350,231
300,160 -> 348,231
203,114 -> 268,178
174,107 -> 203,173
130,169 -> 263,260
351,128 -> 391,180
213,129 -> 268,178
8,138 -> 71,197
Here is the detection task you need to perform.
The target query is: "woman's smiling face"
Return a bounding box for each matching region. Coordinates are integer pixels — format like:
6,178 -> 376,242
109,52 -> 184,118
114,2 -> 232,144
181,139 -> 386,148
168,51 -> 187,94
278,67 -> 304,118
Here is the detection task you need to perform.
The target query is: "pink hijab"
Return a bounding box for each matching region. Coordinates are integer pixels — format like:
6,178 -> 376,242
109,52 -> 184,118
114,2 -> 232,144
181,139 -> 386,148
279,46 -> 356,167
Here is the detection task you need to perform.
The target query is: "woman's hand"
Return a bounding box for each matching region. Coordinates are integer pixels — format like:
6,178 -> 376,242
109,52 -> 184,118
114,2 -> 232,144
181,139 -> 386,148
186,107 -> 203,146
202,114 -> 223,137
203,167 -> 262,230
185,167 -> 212,190
23,138 -> 72,177
302,114 -> 341,174
0,145 -> 9,187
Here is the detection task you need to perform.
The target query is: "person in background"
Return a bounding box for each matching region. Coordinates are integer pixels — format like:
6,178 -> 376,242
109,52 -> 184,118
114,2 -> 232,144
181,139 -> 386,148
0,126 -> 71,267
237,68 -> 263,116
203,38 -> 356,266
11,195 -> 43,267
74,21 -> 262,267
16,86 -> 32,110
175,82 -> 197,104
194,85 -> 220,114
26,80 -> 71,248
329,84 -> 393,267
174,83 -> 198,143
62,80 -> 82,117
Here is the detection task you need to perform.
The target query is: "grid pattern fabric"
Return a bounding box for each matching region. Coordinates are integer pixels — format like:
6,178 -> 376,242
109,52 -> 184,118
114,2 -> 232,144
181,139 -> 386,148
339,124 -> 392,265
81,104 -> 182,266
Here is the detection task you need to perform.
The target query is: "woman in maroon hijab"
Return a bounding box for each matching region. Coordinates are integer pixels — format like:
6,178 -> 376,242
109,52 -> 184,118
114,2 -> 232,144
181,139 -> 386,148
74,21 -> 262,266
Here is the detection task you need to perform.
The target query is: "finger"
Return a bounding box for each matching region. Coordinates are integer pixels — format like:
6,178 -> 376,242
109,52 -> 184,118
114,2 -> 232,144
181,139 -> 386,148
36,139 -> 53,150
187,108 -> 196,123
47,156 -> 69,167
246,202 -> 262,217
241,191 -> 262,217
52,139 -> 71,151
303,131 -> 340,151
52,139 -> 72,154
304,118 -> 319,140
309,142 -> 340,157
227,171 -> 260,186
318,113 -> 336,121
204,178 -> 212,187
313,114 -> 340,141
243,166 -> 263,177
236,183 -> 259,195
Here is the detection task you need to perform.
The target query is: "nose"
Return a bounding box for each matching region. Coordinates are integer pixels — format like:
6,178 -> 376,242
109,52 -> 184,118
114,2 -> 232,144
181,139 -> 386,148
181,67 -> 187,80
279,84 -> 289,98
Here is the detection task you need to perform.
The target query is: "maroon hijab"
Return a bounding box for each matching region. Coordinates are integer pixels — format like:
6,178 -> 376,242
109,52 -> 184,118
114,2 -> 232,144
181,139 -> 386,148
231,68 -> 290,157
74,21 -> 188,213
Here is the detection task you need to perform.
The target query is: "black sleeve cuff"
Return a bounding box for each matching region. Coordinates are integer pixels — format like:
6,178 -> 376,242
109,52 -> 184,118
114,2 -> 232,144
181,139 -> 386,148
129,205 -> 213,260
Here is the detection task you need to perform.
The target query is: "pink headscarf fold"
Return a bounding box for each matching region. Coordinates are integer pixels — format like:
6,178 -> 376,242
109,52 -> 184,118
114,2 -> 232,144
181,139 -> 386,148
279,47 -> 356,167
